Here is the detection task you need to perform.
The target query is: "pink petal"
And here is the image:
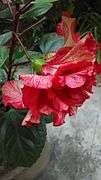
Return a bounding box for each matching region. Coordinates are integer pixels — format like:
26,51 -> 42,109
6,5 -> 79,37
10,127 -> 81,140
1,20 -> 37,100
65,74 -> 86,88
20,74 -> 53,89
2,81 -> 25,109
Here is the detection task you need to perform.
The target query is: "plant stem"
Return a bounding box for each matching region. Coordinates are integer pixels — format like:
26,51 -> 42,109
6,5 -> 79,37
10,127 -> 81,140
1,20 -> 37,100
19,0 -> 33,14
6,0 -> 13,16
14,33 -> 31,61
13,60 -> 30,66
20,17 -> 46,36
7,3 -> 20,80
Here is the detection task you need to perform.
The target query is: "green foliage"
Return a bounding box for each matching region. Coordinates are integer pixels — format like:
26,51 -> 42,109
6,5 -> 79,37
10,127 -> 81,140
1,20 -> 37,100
0,32 -> 12,46
0,69 -> 7,85
31,53 -> 45,73
97,49 -> 101,64
0,109 -> 47,168
40,33 -> 64,53
74,1 -> 101,42
74,1 -> 101,64
23,3 -> 52,18
22,0 -> 57,18
42,113 -> 54,124
0,8 -> 11,19
0,47 -> 9,67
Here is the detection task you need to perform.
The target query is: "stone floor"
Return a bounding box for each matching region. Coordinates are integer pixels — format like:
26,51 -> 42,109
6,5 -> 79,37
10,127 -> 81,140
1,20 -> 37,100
36,85 -> 101,180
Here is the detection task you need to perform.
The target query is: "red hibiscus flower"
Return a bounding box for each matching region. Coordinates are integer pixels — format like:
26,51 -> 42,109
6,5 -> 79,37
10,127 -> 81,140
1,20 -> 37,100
2,32 -> 98,127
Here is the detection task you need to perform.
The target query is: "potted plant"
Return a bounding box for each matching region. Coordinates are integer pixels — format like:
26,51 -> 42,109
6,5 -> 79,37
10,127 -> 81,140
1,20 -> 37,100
0,0 -> 60,175
0,0 -> 101,179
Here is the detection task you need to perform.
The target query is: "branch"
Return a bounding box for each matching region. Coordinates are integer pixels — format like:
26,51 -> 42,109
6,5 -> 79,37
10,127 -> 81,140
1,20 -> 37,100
5,0 -> 13,16
19,0 -> 34,14
14,33 -> 31,61
13,60 -> 30,66
20,17 -> 46,36
7,3 -> 20,80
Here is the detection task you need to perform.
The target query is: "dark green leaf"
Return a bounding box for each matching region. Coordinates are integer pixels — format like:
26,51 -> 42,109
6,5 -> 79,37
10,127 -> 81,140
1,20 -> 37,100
0,8 -> 11,19
0,47 -> 9,67
22,3 -> 52,18
0,109 -> 46,168
97,49 -> 101,64
0,68 -> 7,85
0,31 -> 12,46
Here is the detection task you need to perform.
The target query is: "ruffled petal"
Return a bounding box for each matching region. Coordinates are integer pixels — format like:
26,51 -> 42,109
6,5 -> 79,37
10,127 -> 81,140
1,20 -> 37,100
20,74 -> 53,89
22,86 -> 43,115
2,81 -> 25,109
22,110 -> 40,127
53,111 -> 66,126
40,105 -> 53,115
47,89 -> 68,112
42,33 -> 97,77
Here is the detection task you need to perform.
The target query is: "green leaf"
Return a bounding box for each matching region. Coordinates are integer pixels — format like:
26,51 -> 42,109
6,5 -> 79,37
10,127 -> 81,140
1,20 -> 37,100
40,33 -> 64,54
97,49 -> 101,64
0,31 -> 12,46
41,113 -> 54,124
0,109 -> 46,168
13,47 -> 25,62
0,47 -> 9,67
0,7 -> 11,19
34,0 -> 58,3
22,3 -> 52,18
32,55 -> 45,73
0,68 -> 7,85
16,0 -> 24,4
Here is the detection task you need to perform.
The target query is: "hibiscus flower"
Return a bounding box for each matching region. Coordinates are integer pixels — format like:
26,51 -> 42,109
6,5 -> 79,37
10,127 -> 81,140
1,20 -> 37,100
2,32 -> 98,127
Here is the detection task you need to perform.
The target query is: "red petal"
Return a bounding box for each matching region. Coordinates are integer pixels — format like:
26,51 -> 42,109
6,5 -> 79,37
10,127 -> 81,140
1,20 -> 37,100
40,105 -> 53,115
2,81 -> 24,109
47,89 -> 68,112
20,74 -> 52,89
22,86 -> 42,115
84,32 -> 98,54
95,62 -> 101,74
68,106 -> 77,116
53,111 -> 66,126
42,33 -> 97,76
22,110 -> 40,127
